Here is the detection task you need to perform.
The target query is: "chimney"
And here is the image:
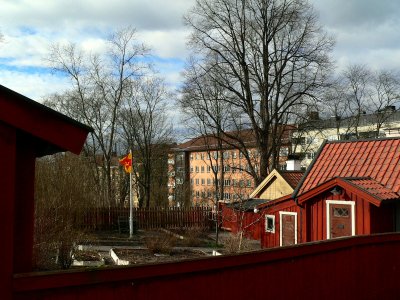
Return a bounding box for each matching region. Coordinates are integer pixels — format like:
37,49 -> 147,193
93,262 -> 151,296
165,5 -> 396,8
286,154 -> 302,171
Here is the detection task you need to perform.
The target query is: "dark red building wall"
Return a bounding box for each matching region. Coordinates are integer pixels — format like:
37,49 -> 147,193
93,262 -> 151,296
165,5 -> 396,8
370,203 -> 395,234
261,200 -> 300,248
305,190 -> 376,242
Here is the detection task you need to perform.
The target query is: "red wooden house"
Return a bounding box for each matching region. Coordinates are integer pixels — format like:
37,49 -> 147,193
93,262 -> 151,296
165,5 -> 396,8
221,170 -> 303,240
260,138 -> 400,248
0,84 -> 92,298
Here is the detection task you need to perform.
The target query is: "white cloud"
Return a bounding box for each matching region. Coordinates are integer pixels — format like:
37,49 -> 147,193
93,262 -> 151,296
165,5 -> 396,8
0,69 -> 69,101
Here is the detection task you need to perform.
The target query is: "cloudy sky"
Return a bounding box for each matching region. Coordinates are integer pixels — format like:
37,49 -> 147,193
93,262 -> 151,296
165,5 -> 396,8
1,0 -> 400,101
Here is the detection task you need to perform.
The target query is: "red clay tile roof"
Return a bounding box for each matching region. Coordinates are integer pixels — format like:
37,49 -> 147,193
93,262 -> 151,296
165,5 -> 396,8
342,177 -> 400,201
279,171 -> 304,189
296,138 -> 400,195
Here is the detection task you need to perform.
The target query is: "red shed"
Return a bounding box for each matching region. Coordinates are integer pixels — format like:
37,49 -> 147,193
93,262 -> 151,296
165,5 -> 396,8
260,138 -> 400,248
0,85 -> 91,298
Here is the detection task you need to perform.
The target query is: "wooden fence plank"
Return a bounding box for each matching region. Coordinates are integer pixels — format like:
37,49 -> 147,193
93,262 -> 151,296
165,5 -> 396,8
76,207 -> 212,231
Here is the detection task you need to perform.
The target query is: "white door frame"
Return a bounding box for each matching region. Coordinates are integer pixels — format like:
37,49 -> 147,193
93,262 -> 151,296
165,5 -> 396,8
279,211 -> 297,246
326,200 -> 355,239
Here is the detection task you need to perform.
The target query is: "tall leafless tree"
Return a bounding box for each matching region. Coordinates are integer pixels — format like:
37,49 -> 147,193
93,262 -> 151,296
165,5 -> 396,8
120,77 -> 173,208
45,27 -> 150,207
319,65 -> 400,139
184,0 -> 334,184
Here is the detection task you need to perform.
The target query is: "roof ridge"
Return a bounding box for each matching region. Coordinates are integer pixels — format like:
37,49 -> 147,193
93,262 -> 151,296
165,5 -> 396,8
326,136 -> 400,144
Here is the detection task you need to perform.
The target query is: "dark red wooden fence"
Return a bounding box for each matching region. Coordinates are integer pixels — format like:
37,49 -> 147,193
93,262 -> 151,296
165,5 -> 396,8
13,233 -> 400,299
77,206 -> 213,230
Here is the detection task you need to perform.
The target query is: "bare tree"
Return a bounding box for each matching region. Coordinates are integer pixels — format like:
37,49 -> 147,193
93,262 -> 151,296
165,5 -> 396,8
370,69 -> 400,135
120,77 -> 173,208
341,64 -> 372,137
184,0 -> 334,184
34,153 -> 98,270
45,27 -> 150,207
320,65 -> 400,139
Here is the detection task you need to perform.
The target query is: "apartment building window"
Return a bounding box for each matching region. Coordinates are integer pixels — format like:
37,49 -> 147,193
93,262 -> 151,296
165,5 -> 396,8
224,193 -> 231,200
195,166 -> 199,173
190,166 -> 194,173
207,178 -> 211,185
212,165 -> 218,173
207,191 -> 212,198
239,165 -> 243,173
201,178 -> 205,185
239,151 -> 243,158
279,147 -> 289,156
223,165 -> 230,173
223,152 -> 229,159
196,191 -> 200,198
232,151 -> 237,159
207,153 -> 211,159
196,153 -> 200,160
306,152 -> 315,159
201,191 -> 206,198
224,179 -> 231,186
213,152 -> 218,159
232,179 -> 237,187
195,178 -> 199,185
239,180 -> 245,187
190,179 -> 193,185
207,165 -> 211,173
246,180 -> 252,187
200,153 -> 204,160
201,166 -> 205,173
293,137 -> 306,145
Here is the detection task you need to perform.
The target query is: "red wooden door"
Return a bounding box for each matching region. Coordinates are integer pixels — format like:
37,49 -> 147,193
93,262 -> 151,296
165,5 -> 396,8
330,204 -> 352,238
281,213 -> 296,246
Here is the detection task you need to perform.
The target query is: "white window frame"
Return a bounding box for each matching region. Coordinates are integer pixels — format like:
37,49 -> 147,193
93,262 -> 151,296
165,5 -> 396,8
265,214 -> 275,233
326,200 -> 355,239
279,211 -> 298,246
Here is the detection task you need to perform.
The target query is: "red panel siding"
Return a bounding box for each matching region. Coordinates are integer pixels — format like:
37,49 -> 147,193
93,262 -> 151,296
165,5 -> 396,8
0,122 -> 16,299
260,199 -> 300,248
370,204 -> 395,234
13,234 -> 400,300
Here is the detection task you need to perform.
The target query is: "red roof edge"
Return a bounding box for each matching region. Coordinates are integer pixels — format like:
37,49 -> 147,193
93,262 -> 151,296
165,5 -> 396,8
0,85 -> 93,156
296,177 -> 392,207
292,139 -> 328,199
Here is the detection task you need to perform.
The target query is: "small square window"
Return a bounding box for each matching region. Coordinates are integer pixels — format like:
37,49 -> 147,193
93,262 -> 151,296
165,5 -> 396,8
265,215 -> 275,233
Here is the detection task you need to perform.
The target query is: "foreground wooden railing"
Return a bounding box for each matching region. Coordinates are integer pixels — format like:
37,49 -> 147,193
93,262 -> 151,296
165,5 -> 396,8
13,233 -> 400,299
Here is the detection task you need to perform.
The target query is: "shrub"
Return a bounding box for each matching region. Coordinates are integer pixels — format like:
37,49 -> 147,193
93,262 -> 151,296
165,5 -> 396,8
223,232 -> 252,254
181,227 -> 208,247
145,231 -> 176,254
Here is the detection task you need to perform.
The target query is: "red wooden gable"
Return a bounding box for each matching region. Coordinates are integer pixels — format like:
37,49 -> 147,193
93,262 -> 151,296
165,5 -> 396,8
0,85 -> 92,298
295,138 -> 400,196
0,84 -> 92,156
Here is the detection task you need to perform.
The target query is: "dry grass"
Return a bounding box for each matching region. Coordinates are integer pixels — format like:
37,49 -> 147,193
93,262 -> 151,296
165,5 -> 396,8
144,231 -> 177,254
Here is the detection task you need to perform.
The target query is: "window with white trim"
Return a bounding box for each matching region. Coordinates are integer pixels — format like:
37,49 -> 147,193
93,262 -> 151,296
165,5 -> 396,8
265,215 -> 275,233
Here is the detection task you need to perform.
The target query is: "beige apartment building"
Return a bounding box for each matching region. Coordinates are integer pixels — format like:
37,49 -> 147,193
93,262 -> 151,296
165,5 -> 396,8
168,129 -> 293,206
292,110 -> 400,168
